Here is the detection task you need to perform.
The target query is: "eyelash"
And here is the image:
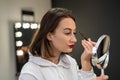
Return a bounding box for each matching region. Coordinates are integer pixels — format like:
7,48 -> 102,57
65,32 -> 76,35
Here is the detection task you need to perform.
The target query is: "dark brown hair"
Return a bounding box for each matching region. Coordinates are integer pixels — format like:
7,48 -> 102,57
29,8 -> 75,57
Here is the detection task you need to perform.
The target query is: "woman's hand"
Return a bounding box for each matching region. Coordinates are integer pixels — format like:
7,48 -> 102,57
81,38 -> 96,71
81,38 -> 96,61
92,75 -> 109,80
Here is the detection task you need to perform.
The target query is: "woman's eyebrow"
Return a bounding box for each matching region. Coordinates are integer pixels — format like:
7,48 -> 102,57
63,28 -> 72,31
63,27 -> 76,32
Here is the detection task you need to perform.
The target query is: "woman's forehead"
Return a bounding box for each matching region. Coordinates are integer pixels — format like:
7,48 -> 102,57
57,18 -> 76,31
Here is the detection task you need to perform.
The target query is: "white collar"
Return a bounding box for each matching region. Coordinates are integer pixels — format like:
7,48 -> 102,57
29,53 -> 71,68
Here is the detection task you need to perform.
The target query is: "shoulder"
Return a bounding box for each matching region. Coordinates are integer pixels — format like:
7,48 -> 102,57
19,61 -> 43,79
20,61 -> 41,74
19,73 -> 37,80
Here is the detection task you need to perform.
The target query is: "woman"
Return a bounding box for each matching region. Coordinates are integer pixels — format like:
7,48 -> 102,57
19,8 -> 108,80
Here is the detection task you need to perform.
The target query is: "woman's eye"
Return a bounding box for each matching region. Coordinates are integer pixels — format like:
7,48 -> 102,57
65,32 -> 71,35
64,32 -> 76,35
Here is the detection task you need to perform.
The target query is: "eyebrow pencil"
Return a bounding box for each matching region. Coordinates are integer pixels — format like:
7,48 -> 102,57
79,31 -> 88,40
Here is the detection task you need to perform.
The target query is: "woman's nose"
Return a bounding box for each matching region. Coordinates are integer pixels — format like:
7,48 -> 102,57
70,34 -> 77,43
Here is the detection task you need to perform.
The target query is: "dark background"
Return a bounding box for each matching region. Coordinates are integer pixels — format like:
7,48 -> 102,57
52,0 -> 120,80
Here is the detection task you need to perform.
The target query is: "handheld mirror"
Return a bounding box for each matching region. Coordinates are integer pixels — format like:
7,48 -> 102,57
92,34 -> 110,75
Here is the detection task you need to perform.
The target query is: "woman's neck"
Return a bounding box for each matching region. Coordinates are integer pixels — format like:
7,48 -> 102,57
47,56 -> 60,64
43,52 -> 61,64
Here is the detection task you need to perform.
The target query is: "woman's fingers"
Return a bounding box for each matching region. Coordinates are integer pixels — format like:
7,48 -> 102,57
81,38 -> 96,61
81,39 -> 94,53
92,75 -> 109,80
88,38 -> 96,46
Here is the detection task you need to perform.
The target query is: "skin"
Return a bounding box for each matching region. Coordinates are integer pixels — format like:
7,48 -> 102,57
47,17 -> 108,80
47,18 -> 77,64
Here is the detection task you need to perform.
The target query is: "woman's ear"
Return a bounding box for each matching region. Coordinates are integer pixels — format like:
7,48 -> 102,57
47,32 -> 53,41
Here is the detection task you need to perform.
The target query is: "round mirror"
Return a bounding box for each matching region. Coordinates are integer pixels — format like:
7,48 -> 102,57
92,34 -> 110,75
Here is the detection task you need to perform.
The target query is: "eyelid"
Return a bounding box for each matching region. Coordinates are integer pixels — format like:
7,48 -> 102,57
64,32 -> 77,36
64,32 -> 71,35
63,28 -> 76,35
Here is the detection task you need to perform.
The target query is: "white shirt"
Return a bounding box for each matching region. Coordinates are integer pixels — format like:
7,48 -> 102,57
19,54 -> 96,80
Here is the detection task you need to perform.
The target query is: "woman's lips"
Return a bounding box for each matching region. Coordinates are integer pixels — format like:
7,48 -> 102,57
69,45 -> 74,48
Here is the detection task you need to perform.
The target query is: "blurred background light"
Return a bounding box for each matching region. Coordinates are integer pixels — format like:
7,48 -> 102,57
14,21 -> 39,74
16,50 -> 24,56
31,23 -> 38,29
16,40 -> 23,47
15,22 -> 22,29
23,23 -> 30,29
15,31 -> 22,37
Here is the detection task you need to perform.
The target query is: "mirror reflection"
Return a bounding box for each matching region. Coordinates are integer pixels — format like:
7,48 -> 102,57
13,22 -> 39,75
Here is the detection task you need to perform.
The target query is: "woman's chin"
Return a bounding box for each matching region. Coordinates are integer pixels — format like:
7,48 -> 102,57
65,49 -> 73,53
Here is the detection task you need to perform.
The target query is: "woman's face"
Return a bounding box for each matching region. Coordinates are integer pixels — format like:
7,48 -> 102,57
48,18 -> 77,53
